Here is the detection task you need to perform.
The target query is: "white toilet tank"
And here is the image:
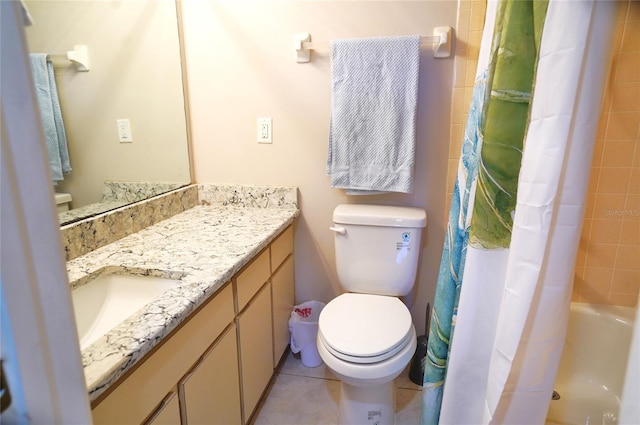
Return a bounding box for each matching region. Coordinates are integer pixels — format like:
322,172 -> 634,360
332,204 -> 427,296
54,192 -> 72,213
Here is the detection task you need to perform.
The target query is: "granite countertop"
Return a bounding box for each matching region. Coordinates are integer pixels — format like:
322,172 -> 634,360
67,204 -> 299,402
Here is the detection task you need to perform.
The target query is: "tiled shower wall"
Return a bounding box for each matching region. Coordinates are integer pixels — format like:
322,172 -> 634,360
447,1 -> 639,307
575,1 -> 639,307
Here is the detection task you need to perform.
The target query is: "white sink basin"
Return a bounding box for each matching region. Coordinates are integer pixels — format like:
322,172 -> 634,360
71,273 -> 178,350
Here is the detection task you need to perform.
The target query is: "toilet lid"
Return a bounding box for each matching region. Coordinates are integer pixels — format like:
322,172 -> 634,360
318,293 -> 413,363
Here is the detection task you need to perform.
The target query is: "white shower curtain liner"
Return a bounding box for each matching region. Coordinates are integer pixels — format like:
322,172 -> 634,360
438,1 -> 619,424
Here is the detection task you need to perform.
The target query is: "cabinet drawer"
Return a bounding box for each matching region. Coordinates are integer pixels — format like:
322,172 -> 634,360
92,283 -> 234,424
235,249 -> 270,312
271,226 -> 293,271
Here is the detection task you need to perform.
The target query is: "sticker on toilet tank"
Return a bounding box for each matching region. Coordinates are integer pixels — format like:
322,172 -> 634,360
368,410 -> 382,422
396,232 -> 411,251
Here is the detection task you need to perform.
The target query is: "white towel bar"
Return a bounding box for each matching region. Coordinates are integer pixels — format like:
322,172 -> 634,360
294,27 -> 452,63
47,45 -> 90,72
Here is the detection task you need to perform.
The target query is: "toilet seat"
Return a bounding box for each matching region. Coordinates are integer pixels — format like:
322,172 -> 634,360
318,293 -> 413,364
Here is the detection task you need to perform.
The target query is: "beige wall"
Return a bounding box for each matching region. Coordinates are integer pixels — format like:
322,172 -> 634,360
446,1 -> 639,307
25,0 -> 191,209
182,0 -> 457,334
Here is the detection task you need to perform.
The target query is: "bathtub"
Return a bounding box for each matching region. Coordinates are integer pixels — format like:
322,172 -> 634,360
546,303 -> 636,425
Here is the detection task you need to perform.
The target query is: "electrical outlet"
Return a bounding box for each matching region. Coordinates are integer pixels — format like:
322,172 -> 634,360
257,117 -> 272,144
117,119 -> 133,143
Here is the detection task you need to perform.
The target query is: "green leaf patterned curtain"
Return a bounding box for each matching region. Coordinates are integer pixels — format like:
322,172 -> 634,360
422,1 -> 548,423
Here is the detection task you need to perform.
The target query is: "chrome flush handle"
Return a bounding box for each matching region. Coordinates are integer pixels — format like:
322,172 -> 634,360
329,226 -> 346,235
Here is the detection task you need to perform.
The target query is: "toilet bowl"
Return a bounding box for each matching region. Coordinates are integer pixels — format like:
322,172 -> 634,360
318,293 -> 417,385
320,204 -> 426,425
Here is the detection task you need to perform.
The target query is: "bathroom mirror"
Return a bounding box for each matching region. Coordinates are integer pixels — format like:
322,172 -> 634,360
24,0 -> 191,226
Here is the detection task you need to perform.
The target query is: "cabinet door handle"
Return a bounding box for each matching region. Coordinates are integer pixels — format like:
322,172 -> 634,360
329,226 -> 346,235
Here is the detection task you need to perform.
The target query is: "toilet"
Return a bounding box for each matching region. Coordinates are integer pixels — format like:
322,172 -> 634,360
318,204 -> 427,425
54,192 -> 72,213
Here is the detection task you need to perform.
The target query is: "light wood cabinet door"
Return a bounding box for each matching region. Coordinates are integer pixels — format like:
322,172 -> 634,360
236,283 -> 273,423
180,324 -> 242,425
271,255 -> 294,367
145,391 -> 181,425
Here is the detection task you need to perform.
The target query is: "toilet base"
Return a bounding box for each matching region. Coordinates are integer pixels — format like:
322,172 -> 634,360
339,381 -> 395,425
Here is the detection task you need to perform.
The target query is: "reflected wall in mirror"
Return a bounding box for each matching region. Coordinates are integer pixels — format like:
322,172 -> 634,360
24,0 -> 191,226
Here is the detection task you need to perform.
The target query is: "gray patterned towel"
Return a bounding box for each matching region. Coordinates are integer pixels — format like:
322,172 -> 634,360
327,35 -> 420,194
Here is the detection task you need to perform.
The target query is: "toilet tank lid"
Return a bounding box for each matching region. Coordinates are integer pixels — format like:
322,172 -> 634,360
333,204 -> 426,228
54,192 -> 72,204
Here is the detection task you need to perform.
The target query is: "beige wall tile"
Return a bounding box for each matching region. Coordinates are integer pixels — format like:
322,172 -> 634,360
447,159 -> 459,191
627,1 -> 640,22
585,243 -> 619,268
585,194 -> 596,218
607,292 -> 639,307
598,167 -> 631,193
470,1 -> 486,31
592,139 -> 606,166
620,220 -> 640,244
626,194 -> 640,213
605,112 -> 640,140
454,57 -> 467,88
612,269 -> 640,294
628,167 -> 639,193
615,244 -> 640,269
594,193 -> 627,218
449,124 -> 464,159
579,289 -> 609,305
602,140 -> 636,166
588,166 -> 601,193
610,82 -> 640,111
452,88 -> 466,125
456,8 -> 471,50
615,52 -> 640,83
621,20 -> 639,52
575,242 -> 588,267
590,219 -> 622,244
465,58 -> 479,86
583,267 -> 614,292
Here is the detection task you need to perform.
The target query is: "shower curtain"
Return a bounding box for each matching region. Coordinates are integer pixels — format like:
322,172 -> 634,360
422,0 -> 619,424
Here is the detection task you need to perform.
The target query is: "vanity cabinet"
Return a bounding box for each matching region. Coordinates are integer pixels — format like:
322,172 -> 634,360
90,224 -> 295,425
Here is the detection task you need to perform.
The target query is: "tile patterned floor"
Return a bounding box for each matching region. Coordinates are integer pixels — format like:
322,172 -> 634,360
251,351 -> 424,425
